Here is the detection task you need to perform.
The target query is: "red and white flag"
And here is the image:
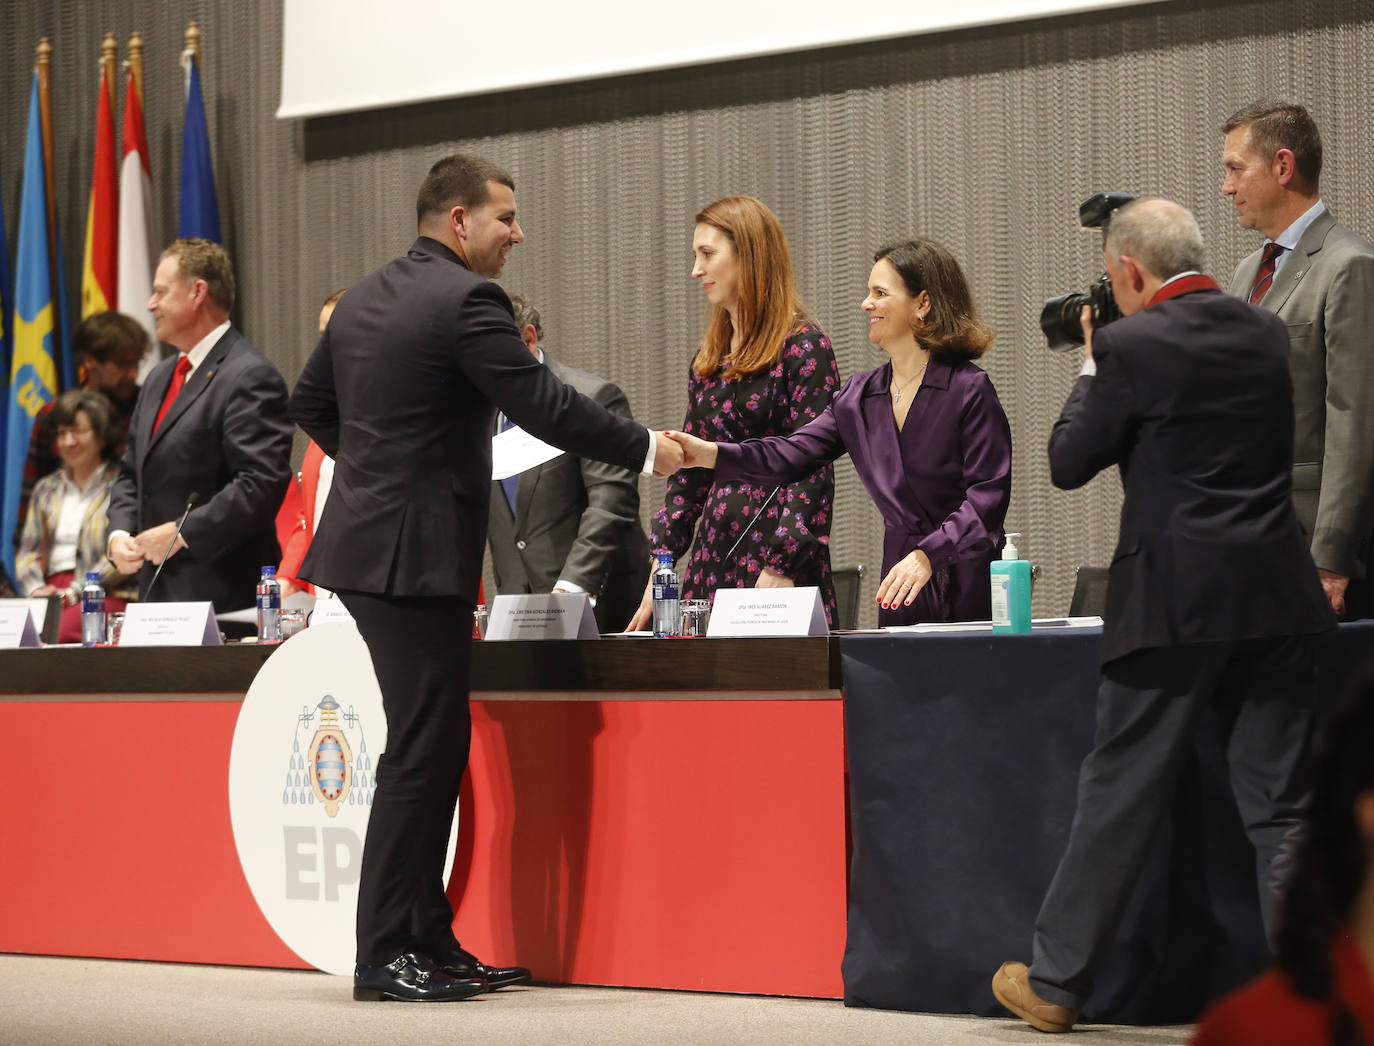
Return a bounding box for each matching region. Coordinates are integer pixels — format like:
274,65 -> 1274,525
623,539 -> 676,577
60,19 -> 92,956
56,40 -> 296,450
117,64 -> 159,381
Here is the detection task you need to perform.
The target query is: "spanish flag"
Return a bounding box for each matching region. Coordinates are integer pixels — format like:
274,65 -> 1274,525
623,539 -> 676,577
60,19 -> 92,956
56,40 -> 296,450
80,38 -> 119,318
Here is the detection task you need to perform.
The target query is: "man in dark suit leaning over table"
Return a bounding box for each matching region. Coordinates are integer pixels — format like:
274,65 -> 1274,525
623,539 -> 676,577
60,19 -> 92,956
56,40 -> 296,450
106,239 -> 292,610
289,153 -> 684,1003
488,294 -> 650,632
992,198 -> 1335,1033
1222,100 -> 1374,620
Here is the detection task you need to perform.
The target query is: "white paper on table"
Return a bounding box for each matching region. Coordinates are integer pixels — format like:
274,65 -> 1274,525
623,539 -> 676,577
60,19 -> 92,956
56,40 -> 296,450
492,425 -> 564,481
884,616 -> 1103,634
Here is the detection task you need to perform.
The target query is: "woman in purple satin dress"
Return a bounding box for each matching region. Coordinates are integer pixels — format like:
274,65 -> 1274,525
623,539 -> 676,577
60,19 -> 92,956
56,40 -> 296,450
625,197 -> 841,629
668,239 -> 1012,626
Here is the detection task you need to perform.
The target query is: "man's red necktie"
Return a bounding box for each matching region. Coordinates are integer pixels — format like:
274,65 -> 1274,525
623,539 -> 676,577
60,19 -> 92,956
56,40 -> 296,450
1248,241 -> 1285,304
153,355 -> 193,433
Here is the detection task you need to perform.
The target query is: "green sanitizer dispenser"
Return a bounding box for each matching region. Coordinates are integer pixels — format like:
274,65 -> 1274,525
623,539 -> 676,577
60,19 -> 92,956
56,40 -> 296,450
991,532 -> 1032,634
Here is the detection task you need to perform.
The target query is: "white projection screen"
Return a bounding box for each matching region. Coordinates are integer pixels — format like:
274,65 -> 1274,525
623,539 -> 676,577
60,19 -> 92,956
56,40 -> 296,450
278,0 -> 1170,119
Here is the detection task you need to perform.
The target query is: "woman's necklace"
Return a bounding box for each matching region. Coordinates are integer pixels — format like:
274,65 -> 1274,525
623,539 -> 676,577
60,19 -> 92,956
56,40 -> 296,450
890,362 -> 927,406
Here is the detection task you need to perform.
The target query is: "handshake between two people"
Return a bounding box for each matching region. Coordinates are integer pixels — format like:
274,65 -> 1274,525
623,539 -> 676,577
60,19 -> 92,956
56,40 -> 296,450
650,430 -> 717,475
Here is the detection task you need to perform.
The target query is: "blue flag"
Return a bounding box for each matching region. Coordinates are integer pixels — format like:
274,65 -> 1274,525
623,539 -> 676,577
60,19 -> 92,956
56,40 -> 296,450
2,73 -> 61,582
178,56 -> 221,242
0,159 -> 11,587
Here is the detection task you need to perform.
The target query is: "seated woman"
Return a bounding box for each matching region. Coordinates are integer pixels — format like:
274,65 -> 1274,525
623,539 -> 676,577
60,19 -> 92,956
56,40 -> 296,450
626,196 -> 841,629
15,389 -> 135,642
668,239 -> 1012,626
1192,671 -> 1374,1044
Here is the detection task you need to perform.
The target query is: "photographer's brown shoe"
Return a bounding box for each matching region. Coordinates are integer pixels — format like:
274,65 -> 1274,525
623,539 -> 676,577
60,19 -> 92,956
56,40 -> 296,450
992,961 -> 1079,1033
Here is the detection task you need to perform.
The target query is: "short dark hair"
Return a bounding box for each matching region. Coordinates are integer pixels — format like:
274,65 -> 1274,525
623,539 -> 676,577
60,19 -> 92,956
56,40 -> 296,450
73,311 -> 148,366
161,238 -> 236,313
873,239 -> 994,364
507,293 -> 543,341
1223,100 -> 1323,189
50,388 -> 118,460
416,154 -> 514,227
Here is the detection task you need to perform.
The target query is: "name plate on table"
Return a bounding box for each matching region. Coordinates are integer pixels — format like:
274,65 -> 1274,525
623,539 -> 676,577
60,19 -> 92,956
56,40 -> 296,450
0,604 -> 41,647
120,601 -> 223,646
706,586 -> 829,637
485,593 -> 599,641
309,597 -> 354,626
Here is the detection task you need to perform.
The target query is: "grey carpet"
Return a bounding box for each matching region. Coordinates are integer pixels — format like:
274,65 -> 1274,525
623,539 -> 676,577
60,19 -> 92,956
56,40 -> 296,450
0,954 -> 1195,1045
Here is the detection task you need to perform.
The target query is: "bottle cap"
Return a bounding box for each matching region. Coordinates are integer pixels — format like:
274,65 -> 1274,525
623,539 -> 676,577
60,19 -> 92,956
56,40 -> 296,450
656,551 -> 672,565
1002,533 -> 1021,560
86,571 -> 100,581
261,565 -> 277,577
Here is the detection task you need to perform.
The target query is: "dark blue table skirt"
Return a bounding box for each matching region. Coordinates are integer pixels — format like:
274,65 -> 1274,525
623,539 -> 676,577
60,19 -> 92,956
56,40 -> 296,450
837,621 -> 1374,1023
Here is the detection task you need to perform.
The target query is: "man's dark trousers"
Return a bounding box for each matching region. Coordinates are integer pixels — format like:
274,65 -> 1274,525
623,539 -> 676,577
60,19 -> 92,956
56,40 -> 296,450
339,590 -> 475,965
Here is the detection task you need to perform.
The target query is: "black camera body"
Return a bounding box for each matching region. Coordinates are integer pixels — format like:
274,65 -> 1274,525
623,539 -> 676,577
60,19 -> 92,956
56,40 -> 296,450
1040,192 -> 1136,352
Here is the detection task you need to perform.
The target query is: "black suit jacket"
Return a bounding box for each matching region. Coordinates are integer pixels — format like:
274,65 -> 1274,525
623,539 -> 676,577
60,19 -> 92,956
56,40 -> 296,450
1048,281 -> 1333,664
487,355 -> 650,631
289,237 -> 650,602
108,326 -> 293,610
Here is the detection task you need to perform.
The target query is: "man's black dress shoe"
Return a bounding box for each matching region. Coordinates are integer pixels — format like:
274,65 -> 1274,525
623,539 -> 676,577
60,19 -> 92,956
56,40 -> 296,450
353,952 -> 487,1002
433,945 -> 532,990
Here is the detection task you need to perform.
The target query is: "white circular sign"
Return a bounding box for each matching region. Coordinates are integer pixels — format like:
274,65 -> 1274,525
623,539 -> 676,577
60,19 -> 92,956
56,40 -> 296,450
228,622 -> 460,976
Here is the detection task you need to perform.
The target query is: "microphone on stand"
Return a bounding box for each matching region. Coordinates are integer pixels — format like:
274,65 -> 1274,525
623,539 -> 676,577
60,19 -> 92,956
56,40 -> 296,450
144,492 -> 200,601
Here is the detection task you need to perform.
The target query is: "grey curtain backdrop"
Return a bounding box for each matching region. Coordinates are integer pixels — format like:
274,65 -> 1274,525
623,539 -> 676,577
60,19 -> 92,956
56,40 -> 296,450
4,0 -> 1371,626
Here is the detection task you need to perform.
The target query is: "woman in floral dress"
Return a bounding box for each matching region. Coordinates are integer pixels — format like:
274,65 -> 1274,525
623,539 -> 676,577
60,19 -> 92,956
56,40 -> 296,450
625,196 -> 840,628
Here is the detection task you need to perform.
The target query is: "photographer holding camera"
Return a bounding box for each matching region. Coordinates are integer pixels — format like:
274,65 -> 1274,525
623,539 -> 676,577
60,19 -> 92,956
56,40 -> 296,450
993,197 -> 1335,1034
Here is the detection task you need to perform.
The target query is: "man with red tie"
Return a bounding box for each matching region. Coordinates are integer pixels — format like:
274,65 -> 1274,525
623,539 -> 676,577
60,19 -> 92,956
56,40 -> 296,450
107,239 -> 292,610
1222,101 -> 1374,619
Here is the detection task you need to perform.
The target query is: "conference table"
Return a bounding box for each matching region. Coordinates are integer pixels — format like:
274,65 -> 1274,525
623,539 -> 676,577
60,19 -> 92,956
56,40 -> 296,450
1,621 -> 1369,1020
838,620 -> 1374,1021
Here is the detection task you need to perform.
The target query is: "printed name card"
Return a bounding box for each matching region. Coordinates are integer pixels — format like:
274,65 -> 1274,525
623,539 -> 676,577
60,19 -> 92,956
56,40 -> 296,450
308,597 -> 355,626
119,602 -> 223,646
485,593 -> 600,641
23,597 -> 53,635
705,587 -> 829,638
0,603 -> 41,648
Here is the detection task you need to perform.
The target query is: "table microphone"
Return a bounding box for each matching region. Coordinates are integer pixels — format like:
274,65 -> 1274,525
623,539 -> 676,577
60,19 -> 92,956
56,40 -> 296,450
144,492 -> 199,600
723,486 -> 780,564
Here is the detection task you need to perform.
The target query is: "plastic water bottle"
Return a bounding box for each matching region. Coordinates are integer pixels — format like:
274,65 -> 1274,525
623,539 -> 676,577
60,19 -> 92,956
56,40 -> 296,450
257,565 -> 282,642
81,572 -> 106,647
651,552 -> 680,638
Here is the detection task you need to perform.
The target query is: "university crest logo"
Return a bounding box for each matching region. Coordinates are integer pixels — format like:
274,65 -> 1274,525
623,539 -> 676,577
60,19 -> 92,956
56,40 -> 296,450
282,694 -> 375,817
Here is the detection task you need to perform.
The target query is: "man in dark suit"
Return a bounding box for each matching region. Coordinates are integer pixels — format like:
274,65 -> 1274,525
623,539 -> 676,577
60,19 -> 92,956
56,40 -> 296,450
488,294 -> 650,632
107,239 -> 292,611
289,154 -> 683,1003
1222,100 -> 1374,619
992,199 -> 1335,1033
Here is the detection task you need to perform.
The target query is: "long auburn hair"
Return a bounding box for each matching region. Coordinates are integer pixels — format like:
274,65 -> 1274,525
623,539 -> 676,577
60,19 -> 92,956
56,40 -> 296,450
692,196 -> 808,381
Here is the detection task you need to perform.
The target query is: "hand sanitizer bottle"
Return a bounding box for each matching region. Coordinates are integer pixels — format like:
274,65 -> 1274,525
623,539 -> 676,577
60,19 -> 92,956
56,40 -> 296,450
991,533 -> 1032,634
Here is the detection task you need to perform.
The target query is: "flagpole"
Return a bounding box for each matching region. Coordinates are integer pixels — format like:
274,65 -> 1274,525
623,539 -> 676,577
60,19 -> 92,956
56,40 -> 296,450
186,21 -> 202,63
35,40 -> 58,290
102,32 -> 118,108
35,38 -> 74,390
129,31 -> 144,107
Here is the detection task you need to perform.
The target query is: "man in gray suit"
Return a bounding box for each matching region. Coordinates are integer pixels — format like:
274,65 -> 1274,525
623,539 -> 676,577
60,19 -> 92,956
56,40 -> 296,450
488,295 -> 650,632
1222,100 -> 1374,619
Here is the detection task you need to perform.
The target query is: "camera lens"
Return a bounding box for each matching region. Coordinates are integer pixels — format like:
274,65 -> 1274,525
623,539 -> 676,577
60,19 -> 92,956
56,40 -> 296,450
1040,293 -> 1090,351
